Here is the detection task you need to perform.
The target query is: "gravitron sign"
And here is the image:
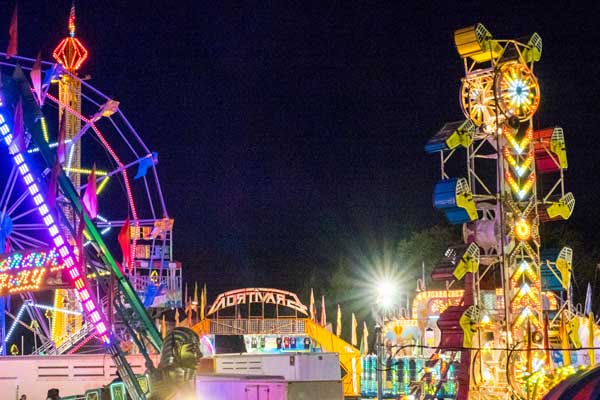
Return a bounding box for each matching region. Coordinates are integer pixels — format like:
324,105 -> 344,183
207,288 -> 308,316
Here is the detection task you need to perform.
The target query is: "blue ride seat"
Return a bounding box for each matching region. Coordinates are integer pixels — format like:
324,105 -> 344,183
433,178 -> 478,224
425,119 -> 475,153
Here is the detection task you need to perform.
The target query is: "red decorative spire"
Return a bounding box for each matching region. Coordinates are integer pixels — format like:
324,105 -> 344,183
52,2 -> 88,71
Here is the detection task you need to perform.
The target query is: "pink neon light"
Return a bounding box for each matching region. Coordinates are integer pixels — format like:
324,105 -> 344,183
46,93 -> 139,270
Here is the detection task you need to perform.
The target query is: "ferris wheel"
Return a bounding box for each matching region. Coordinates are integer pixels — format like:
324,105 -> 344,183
0,51 -> 179,355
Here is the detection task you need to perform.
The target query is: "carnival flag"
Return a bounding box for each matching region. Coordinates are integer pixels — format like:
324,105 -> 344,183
351,313 -> 358,346
184,282 -> 188,308
6,4 -> 17,58
320,295 -> 327,327
161,314 -> 167,338
13,97 -> 25,153
118,217 -> 131,270
184,299 -> 193,327
310,289 -> 316,322
31,52 -> 43,105
589,312 -> 596,366
584,282 -> 592,315
174,308 -> 180,328
362,321 -> 369,355
336,304 -> 342,337
134,152 -> 158,179
82,164 -> 98,218
57,112 -> 66,164
200,284 -> 206,320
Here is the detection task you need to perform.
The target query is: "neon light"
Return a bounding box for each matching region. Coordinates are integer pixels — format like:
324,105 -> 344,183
28,183 -> 39,196
27,138 -> 72,154
46,93 -> 140,268
64,167 -> 108,176
0,248 -> 64,273
96,176 -> 110,194
32,303 -> 82,316
52,36 -> 88,71
0,109 -> 110,344
90,311 -> 101,323
515,218 -> 531,241
0,303 -> 28,353
23,173 -> 33,185
40,116 -> 49,143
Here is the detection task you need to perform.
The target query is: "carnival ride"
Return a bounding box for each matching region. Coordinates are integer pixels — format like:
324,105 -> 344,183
363,22 -> 597,400
0,6 -> 185,400
192,287 -> 362,398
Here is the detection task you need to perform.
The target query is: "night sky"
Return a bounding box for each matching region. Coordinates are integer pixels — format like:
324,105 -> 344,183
7,2 -> 600,298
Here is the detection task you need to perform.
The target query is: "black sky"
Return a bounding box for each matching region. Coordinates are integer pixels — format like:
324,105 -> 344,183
7,1 -> 600,295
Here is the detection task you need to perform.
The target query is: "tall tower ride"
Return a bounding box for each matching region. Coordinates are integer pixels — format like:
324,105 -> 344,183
50,3 -> 88,347
426,24 -> 574,399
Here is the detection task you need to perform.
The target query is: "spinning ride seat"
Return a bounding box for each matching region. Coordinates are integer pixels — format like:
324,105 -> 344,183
540,247 -> 572,292
534,127 -> 568,173
539,192 -> 575,222
425,119 -> 475,153
433,178 -> 478,224
431,243 -> 480,281
454,23 -> 503,63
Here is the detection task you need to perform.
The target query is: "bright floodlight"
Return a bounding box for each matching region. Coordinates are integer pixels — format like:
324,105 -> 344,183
376,280 -> 396,309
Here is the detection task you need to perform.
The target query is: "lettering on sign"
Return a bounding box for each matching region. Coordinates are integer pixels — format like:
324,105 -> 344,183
0,248 -> 66,295
207,288 -> 308,316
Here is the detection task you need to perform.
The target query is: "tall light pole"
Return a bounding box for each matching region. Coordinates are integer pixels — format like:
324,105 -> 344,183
373,280 -> 396,400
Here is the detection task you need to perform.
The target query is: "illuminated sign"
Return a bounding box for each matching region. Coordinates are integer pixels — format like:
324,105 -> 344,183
0,248 -> 66,295
207,288 -> 308,316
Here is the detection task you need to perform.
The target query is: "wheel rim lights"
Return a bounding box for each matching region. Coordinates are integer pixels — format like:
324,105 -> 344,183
496,63 -> 540,121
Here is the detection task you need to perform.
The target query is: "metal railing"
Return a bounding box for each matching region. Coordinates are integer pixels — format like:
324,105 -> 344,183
208,318 -> 306,335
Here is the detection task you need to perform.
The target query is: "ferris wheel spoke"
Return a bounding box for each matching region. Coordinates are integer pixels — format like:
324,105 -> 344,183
10,230 -> 49,248
12,223 -> 48,230
10,206 -> 39,222
7,190 -> 32,216
1,165 -> 19,216
8,235 -> 26,250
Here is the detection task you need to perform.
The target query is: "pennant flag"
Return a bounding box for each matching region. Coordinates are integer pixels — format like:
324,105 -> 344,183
161,314 -> 167,338
585,282 -> 592,315
57,112 -> 66,164
184,282 -> 188,309
118,217 -> 131,271
185,298 -> 193,327
336,304 -> 342,337
200,283 -> 207,320
175,308 -> 180,327
320,295 -> 327,327
31,52 -> 43,105
6,4 -> 17,58
362,321 -> 369,355
589,312 -> 596,366
82,164 -> 98,218
309,288 -> 315,322
134,152 -> 158,179
351,313 -> 358,346
193,282 -> 199,322
13,97 -> 25,152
